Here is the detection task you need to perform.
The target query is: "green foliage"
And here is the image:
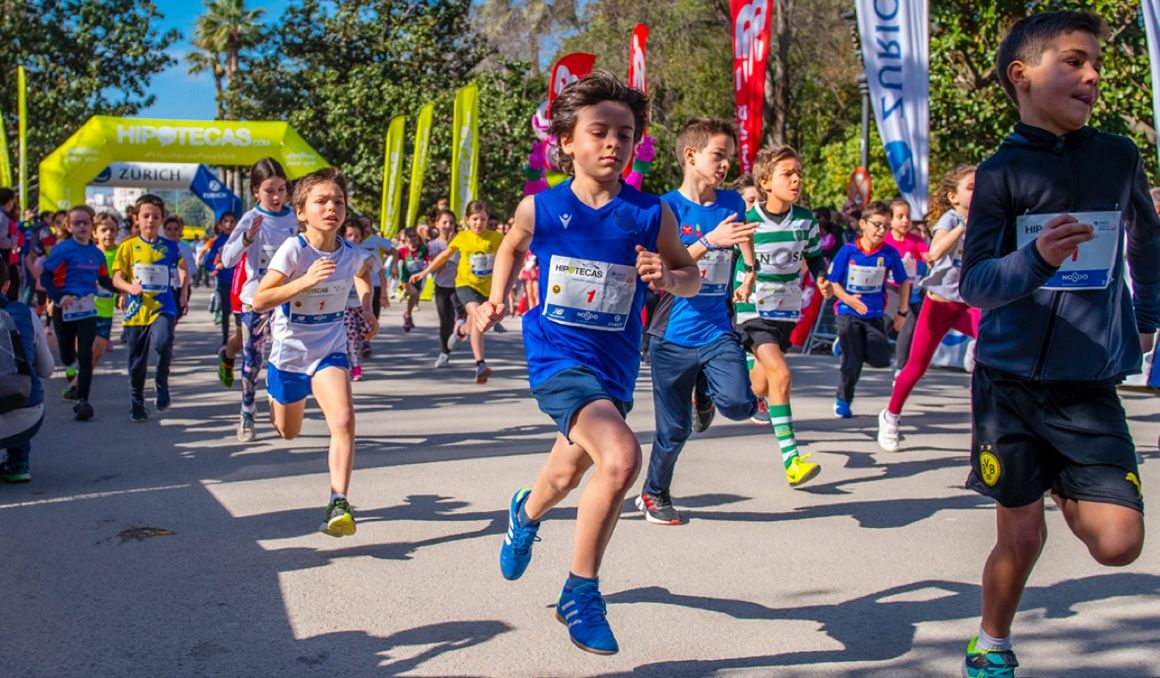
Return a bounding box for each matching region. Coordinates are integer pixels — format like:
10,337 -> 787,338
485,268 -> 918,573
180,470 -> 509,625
0,0 -> 178,190
232,0 -> 543,223
176,195 -> 212,229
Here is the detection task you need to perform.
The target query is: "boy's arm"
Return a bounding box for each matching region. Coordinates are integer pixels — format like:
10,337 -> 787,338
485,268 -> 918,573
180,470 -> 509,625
478,196 -> 534,329
688,213 -> 756,262
960,168 -> 1059,308
1125,151 -> 1160,338
647,203 -> 699,297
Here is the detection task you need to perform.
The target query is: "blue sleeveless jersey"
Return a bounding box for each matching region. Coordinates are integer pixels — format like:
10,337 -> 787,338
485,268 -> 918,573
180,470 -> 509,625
523,180 -> 663,401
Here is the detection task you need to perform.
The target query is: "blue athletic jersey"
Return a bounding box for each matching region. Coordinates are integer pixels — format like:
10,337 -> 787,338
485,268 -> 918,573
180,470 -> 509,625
41,238 -> 108,300
523,180 -> 663,402
651,189 -> 746,347
828,242 -> 909,318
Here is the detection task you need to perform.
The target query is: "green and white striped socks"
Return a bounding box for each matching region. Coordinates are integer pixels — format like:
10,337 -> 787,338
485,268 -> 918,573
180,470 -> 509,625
768,402 -> 799,469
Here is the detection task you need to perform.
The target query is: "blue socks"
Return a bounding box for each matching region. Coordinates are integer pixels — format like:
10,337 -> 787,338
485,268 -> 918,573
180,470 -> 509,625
517,496 -> 539,528
564,572 -> 597,592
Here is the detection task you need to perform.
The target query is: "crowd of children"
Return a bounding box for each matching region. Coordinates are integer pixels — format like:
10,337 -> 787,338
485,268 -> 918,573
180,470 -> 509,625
0,11 -> 1155,675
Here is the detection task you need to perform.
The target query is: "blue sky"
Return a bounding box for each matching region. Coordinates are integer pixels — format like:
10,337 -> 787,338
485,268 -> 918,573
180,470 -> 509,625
141,0 -> 291,120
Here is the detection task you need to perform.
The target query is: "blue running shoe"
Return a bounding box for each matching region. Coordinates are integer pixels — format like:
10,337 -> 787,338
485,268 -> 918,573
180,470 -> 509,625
556,580 -> 618,655
962,636 -> 1018,678
831,339 -> 842,357
834,399 -> 853,418
499,488 -> 540,580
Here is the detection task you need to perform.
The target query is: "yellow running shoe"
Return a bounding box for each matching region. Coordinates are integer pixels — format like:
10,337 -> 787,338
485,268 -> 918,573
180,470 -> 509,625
320,498 -> 357,537
786,454 -> 821,487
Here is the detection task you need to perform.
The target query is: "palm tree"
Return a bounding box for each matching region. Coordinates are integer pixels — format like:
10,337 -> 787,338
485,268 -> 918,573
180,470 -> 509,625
187,0 -> 265,119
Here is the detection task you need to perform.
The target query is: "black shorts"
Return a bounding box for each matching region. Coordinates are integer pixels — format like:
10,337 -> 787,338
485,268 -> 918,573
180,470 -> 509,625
967,364 -> 1143,512
738,319 -> 795,354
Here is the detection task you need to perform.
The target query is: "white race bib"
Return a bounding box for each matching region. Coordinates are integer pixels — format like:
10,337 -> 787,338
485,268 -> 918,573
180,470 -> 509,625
543,256 -> 636,331
697,250 -> 733,296
755,281 -> 803,321
846,264 -> 886,294
288,282 -> 348,325
469,252 -> 495,277
258,244 -> 278,275
1015,211 -> 1121,290
134,263 -> 170,293
169,266 -> 182,289
63,294 -> 97,321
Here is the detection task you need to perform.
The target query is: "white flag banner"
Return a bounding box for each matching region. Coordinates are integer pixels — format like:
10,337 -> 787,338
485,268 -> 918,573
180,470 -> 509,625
1143,1 -> 1160,169
855,0 -> 929,218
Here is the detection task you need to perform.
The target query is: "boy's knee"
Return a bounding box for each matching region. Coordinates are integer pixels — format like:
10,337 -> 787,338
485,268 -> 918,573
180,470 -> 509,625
1091,537 -> 1143,567
546,465 -> 584,494
600,443 -> 642,490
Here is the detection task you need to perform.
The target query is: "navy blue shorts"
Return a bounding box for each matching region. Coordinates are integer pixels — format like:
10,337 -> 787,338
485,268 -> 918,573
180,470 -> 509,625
267,352 -> 350,405
95,317 -> 113,341
967,364 -> 1143,512
531,366 -> 632,443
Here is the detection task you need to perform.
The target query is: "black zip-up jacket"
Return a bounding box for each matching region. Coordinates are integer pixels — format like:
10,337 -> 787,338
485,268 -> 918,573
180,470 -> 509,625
961,122 -> 1160,383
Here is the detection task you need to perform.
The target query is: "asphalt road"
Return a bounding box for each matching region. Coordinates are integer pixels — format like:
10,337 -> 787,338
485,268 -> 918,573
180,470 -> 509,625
2,287 -> 1158,677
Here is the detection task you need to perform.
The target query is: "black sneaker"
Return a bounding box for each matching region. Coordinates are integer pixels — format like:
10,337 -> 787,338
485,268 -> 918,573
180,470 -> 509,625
130,402 -> 149,423
61,385 -> 79,401
692,375 -> 715,434
634,491 -> 681,525
73,399 -> 95,421
155,385 -> 171,411
1,460 -> 30,483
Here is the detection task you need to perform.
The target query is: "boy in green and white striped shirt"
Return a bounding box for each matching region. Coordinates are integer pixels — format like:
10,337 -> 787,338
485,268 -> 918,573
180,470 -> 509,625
733,145 -> 831,487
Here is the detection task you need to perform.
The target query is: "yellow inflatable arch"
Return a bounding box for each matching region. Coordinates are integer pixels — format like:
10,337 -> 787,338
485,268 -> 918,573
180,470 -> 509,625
39,116 -> 328,211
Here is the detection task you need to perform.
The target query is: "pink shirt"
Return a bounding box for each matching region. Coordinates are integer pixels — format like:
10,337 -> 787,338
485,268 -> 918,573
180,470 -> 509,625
884,230 -> 928,286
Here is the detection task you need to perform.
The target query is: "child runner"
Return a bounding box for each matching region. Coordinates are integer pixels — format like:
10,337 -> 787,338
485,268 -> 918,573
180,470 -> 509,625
636,117 -> 791,526
883,197 -> 928,375
112,194 -> 188,422
161,217 -> 193,321
341,221 -> 375,382
732,145 -> 829,482
958,12 -> 1157,676
220,158 -> 297,442
252,167 -> 377,537
202,211 -> 241,386
479,71 -> 699,655
91,213 -> 120,370
877,165 -> 979,451
418,209 -> 466,368
0,264 -> 55,484
827,200 -> 911,418
358,219 -> 393,336
396,227 -> 429,332
40,205 -> 116,421
412,200 -> 502,383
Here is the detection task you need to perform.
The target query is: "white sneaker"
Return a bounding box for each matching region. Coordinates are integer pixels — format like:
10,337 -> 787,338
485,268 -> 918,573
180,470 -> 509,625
877,409 -> 901,452
434,353 -> 450,368
447,320 -> 466,352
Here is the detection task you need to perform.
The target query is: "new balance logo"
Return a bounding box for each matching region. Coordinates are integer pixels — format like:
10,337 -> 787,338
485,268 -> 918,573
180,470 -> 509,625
561,214 -> 572,229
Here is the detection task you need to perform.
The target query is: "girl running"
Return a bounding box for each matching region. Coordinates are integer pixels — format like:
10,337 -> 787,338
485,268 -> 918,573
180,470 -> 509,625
479,71 -> 699,655
252,167 -> 376,537
203,211 -> 242,386
220,158 -> 298,442
411,200 -> 502,383
341,221 -> 375,382
877,164 -> 979,452
417,209 -> 465,368
396,228 -> 429,332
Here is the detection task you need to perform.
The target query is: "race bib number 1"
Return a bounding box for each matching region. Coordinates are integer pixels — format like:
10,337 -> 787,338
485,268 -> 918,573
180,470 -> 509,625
697,250 -> 733,296
135,263 -> 170,294
288,283 -> 348,325
543,256 -> 636,331
1015,211 -> 1121,290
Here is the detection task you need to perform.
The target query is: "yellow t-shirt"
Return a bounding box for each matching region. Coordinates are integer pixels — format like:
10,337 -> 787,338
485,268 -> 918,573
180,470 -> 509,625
114,236 -> 185,326
449,229 -> 504,296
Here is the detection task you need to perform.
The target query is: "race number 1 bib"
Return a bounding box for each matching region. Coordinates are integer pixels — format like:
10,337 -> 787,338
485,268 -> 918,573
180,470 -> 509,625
470,252 -> 496,277
755,281 -> 803,321
135,263 -> 170,293
1015,211 -> 1121,290
846,264 -> 887,294
543,255 -> 636,331
288,282 -> 348,325
697,250 -> 733,296
63,294 -> 97,322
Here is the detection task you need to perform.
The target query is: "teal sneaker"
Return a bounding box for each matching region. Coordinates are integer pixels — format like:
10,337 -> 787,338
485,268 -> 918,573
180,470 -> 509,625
556,579 -> 618,655
962,636 -> 1018,678
499,488 -> 540,580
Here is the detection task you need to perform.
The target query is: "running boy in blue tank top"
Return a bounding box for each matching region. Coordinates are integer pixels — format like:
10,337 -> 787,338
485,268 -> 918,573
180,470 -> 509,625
476,71 -> 700,655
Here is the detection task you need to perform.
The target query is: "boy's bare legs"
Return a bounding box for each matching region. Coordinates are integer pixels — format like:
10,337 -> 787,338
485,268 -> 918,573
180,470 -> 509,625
981,501 -> 1047,638
1050,494 -> 1144,566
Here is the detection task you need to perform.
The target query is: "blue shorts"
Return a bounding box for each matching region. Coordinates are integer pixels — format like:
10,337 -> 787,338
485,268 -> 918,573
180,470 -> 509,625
95,317 -> 113,341
531,366 -> 632,443
267,353 -> 350,405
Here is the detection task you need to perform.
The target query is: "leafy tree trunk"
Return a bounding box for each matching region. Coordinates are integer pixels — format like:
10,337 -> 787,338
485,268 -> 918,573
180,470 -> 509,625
765,0 -> 791,147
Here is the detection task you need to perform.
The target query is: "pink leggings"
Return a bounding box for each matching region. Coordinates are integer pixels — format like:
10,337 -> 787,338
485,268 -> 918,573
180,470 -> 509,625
887,298 -> 980,415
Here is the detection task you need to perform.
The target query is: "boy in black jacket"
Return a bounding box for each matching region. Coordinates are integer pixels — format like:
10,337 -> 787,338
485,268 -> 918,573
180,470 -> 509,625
958,11 -> 1160,677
